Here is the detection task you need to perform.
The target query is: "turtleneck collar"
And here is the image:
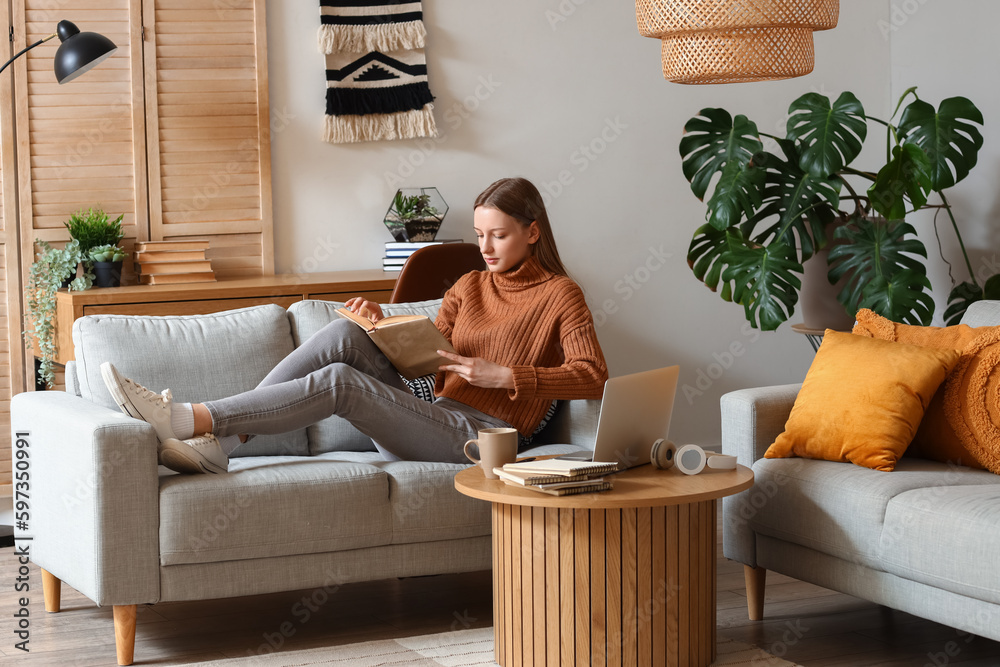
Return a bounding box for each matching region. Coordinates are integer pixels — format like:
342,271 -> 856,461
491,255 -> 555,291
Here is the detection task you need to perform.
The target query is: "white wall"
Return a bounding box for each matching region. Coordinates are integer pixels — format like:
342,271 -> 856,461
888,0 -> 1000,316
264,0 -> 893,446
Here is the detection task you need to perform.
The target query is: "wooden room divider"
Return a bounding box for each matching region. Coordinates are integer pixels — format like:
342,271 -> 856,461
0,0 -> 273,491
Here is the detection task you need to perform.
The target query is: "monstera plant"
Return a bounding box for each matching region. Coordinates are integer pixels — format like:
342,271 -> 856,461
682,87 -> 998,330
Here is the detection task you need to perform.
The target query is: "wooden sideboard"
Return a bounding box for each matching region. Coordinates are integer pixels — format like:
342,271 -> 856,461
50,270 -> 398,365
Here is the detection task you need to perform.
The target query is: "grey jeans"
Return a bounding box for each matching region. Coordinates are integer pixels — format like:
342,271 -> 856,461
203,319 -> 512,463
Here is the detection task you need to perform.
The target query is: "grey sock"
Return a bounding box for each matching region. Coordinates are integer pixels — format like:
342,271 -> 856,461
170,403 -> 195,440
218,434 -> 242,456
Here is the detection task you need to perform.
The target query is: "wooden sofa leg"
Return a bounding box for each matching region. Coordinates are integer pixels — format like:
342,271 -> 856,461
40,569 -> 61,613
744,565 -> 766,621
113,605 -> 137,666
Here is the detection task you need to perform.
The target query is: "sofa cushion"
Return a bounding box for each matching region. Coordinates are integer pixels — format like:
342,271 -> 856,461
73,304 -> 309,457
313,444 -> 585,546
764,331 -> 960,471
286,299 -> 444,454
853,308 -> 995,469
748,457 -> 1000,570
158,453 -> 392,566
879,485 -> 1000,605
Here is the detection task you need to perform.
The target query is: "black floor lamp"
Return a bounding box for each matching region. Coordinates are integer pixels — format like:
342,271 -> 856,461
6,20 -> 116,391
0,19 -> 116,81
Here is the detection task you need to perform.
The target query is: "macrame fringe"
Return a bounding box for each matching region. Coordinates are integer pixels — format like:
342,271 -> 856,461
318,22 -> 426,54
326,82 -> 434,117
324,106 -> 437,144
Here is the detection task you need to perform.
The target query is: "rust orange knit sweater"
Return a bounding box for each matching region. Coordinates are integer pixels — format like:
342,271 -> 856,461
434,256 -> 608,436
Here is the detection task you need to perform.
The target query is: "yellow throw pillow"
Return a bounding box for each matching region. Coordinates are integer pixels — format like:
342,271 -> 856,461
853,308 -> 999,470
765,330 -> 961,471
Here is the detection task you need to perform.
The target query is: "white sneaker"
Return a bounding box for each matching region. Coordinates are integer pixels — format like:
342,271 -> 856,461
159,433 -> 229,475
101,362 -> 177,443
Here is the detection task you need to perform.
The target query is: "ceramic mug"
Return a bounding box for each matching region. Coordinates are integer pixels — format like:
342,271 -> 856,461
464,428 -> 519,479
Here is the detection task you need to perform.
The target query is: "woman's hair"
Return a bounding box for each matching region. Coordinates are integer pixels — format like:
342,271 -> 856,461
474,177 -> 568,277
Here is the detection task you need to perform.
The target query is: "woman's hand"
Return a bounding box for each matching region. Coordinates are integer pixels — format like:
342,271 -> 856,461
437,350 -> 514,390
344,297 -> 384,324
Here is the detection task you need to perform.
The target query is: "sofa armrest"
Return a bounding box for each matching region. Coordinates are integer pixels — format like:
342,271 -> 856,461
11,391 -> 160,606
720,383 -> 800,567
721,383 -> 801,465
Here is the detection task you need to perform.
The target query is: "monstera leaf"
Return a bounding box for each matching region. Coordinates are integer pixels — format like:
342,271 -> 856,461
721,241 -> 802,331
859,271 -> 935,326
828,218 -> 933,325
944,281 -> 983,326
868,144 -> 933,220
898,97 -> 984,191
786,92 -> 868,179
945,275 -> 1000,325
705,162 -> 765,230
744,140 -> 841,262
680,109 -> 763,228
687,223 -> 748,302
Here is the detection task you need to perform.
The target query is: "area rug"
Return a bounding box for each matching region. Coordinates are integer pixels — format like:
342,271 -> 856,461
318,0 -> 437,143
186,627 -> 802,666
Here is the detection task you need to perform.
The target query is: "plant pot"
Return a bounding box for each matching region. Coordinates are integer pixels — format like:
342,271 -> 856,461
61,263 -> 79,288
799,248 -> 856,331
383,217 -> 443,243
92,260 -> 123,288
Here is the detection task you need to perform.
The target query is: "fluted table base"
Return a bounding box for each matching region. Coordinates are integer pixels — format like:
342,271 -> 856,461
491,500 -> 717,667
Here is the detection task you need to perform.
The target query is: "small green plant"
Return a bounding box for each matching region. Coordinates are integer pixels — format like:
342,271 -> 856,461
89,244 -> 127,263
24,240 -> 93,388
64,208 -> 124,255
391,191 -> 439,221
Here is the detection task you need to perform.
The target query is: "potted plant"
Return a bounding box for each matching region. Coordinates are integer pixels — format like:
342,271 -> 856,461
681,87 -> 1000,331
64,207 -> 125,283
24,239 -> 93,388
383,188 -> 448,242
88,244 -> 127,288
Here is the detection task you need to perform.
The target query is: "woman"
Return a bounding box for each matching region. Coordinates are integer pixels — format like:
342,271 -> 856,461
101,177 -> 608,474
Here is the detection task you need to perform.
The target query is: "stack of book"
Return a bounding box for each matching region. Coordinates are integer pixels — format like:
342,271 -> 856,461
383,238 -> 463,271
493,459 -> 620,496
135,240 -> 216,285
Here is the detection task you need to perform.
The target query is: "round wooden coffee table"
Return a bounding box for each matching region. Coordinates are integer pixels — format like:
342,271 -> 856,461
455,462 -> 754,667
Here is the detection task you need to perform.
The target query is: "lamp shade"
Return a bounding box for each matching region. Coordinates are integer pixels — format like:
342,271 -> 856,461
635,0 -> 839,84
53,20 -> 117,84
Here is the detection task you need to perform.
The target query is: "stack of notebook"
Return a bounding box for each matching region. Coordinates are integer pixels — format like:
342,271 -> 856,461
493,458 -> 620,496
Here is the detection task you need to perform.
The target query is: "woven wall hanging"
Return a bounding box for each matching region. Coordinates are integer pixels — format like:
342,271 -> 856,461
635,0 -> 839,84
319,0 -> 438,143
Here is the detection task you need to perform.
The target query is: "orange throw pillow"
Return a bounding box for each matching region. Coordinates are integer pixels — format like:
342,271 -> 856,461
765,330 -> 960,471
853,309 -> 1000,470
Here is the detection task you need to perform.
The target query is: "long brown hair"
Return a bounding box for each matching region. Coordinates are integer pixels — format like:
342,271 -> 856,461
474,177 -> 568,277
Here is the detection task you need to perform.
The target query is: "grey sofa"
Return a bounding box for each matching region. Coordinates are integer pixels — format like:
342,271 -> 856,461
721,300 -> 1000,642
11,299 -> 599,665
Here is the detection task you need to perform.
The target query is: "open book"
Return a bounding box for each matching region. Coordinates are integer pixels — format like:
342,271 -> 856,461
335,307 -> 456,380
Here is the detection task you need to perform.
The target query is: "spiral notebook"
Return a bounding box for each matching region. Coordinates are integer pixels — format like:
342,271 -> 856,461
501,459 -> 619,478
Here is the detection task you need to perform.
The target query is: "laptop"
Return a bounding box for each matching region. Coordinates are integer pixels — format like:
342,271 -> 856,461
558,365 -> 680,470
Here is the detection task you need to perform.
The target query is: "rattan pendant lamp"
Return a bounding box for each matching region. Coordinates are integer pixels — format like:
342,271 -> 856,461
636,0 -> 839,84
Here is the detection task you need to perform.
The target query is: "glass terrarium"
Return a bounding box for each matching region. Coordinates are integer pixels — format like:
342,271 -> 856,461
383,187 -> 448,243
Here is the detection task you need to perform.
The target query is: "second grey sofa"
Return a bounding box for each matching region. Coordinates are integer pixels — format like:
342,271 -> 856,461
721,300 -> 1000,643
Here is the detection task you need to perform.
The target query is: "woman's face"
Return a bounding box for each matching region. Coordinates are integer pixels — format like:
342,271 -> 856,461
473,206 -> 539,273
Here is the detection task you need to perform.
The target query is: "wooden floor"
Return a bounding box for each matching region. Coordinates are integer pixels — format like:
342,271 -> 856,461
2,519 -> 999,667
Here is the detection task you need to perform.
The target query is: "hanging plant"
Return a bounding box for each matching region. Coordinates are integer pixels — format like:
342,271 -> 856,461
24,239 -> 93,388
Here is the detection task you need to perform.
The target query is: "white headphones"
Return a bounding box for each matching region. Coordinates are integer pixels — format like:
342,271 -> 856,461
650,439 -> 737,475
